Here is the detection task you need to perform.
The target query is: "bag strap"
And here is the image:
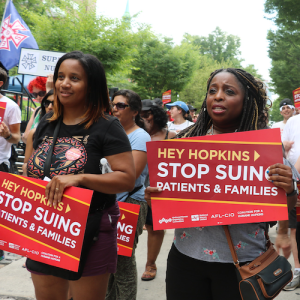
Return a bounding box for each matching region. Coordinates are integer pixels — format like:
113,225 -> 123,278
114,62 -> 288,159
223,225 -> 240,268
223,225 -> 272,269
128,185 -> 143,197
44,118 -> 62,178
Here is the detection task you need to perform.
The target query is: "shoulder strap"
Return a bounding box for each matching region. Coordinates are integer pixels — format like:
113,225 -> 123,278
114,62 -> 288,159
165,129 -> 169,139
44,117 -> 62,178
34,106 -> 41,118
128,185 -> 143,197
223,225 -> 271,269
223,225 -> 240,268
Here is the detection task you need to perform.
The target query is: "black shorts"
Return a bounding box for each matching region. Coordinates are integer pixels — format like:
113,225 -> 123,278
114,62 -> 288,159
145,205 -> 153,226
166,244 -> 242,300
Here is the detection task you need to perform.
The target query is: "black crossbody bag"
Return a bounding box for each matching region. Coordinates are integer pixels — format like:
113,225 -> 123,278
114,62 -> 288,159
224,225 -> 292,299
26,118 -> 106,280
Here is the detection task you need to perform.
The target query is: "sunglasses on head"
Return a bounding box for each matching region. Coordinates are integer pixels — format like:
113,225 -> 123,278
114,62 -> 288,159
112,102 -> 129,110
31,91 -> 46,98
43,99 -> 54,108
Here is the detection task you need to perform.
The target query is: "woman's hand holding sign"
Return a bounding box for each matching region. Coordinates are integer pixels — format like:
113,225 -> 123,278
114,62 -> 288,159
45,174 -> 81,208
267,163 -> 296,212
144,186 -> 162,208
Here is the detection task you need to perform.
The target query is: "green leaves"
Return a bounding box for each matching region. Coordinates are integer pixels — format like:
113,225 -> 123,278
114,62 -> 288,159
265,0 -> 300,115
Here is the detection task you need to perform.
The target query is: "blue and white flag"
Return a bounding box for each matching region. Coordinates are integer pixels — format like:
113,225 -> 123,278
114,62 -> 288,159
0,0 -> 38,70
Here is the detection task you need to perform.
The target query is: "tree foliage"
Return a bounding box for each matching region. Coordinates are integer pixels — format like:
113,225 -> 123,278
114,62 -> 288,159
130,37 -> 198,99
265,0 -> 300,100
183,27 -> 241,64
1,1 -> 261,103
24,0 -> 134,75
268,97 -> 282,123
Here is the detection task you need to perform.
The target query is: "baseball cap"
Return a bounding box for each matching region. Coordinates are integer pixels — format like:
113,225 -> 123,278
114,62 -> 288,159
141,99 -> 155,111
188,104 -> 197,111
166,101 -> 189,112
153,98 -> 163,106
279,98 -> 294,108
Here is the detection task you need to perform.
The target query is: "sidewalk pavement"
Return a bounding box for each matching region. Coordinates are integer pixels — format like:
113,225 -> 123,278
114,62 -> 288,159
0,226 -> 299,299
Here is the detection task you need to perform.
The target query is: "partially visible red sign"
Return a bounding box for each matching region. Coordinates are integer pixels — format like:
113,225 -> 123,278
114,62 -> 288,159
293,87 -> 300,109
117,201 -> 140,257
0,101 -> 7,123
147,128 -> 288,230
0,172 -> 93,271
162,90 -> 171,104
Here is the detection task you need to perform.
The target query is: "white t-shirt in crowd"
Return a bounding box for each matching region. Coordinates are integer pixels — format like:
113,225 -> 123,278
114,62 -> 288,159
0,95 -> 21,165
282,114 -> 300,165
167,120 -> 194,133
272,121 -> 285,137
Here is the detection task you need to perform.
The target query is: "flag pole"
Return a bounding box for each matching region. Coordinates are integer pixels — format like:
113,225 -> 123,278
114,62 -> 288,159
1,0 -> 10,29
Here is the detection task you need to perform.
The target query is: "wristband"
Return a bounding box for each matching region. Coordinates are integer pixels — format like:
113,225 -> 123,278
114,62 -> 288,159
4,133 -> 12,140
286,180 -> 298,197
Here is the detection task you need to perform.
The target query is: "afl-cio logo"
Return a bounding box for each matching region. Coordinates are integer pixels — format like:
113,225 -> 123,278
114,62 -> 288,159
159,218 -> 172,224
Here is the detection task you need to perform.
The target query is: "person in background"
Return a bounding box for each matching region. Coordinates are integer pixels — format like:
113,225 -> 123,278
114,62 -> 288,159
280,106 -> 300,291
107,90 -> 150,300
22,76 -> 47,143
25,51 -> 135,300
140,99 -> 176,281
0,67 -> 21,264
272,98 -> 295,136
166,101 -> 194,133
188,104 -> 198,122
22,90 -> 54,177
145,68 -> 297,300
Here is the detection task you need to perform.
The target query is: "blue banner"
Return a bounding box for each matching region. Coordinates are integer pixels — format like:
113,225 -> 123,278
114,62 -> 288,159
0,0 -> 38,70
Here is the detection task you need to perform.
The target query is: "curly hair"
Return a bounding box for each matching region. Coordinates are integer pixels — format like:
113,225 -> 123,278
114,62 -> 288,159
27,76 -> 47,93
150,105 -> 169,130
177,68 -> 270,138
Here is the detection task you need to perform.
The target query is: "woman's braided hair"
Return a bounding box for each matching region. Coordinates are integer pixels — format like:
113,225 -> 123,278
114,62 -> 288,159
177,68 -> 270,138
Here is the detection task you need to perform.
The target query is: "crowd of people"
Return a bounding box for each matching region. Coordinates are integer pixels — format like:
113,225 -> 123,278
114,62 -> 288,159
0,51 -> 299,300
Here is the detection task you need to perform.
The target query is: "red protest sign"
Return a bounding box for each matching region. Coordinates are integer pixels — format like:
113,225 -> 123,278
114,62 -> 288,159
0,172 -> 93,272
162,90 -> 171,104
117,201 -> 140,257
0,101 -> 7,123
293,87 -> 300,109
147,128 -> 288,230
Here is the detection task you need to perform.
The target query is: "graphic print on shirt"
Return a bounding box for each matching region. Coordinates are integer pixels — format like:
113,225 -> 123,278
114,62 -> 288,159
234,241 -> 248,251
27,136 -> 87,178
203,248 -> 220,261
248,228 -> 262,239
180,231 -> 192,240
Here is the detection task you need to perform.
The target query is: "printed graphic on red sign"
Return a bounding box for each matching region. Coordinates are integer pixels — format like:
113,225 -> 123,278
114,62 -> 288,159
162,90 -> 171,104
0,172 -> 93,271
147,128 -> 288,230
0,101 -> 7,123
293,87 -> 300,109
117,201 -> 140,257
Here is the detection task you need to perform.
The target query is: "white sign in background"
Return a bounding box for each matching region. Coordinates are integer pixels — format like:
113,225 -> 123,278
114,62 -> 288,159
18,48 -> 65,77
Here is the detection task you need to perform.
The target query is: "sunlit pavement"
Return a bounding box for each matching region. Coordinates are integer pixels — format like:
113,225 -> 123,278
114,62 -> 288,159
0,226 -> 298,299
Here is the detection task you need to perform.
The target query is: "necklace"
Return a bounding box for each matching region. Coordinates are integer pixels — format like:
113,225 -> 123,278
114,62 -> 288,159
207,124 -> 238,135
207,124 -> 214,135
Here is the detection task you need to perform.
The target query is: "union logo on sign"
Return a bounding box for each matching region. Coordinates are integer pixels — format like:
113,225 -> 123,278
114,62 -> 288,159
0,15 -> 29,50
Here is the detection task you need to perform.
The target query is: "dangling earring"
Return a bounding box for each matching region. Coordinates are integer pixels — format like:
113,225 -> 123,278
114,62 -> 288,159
133,116 -> 135,122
